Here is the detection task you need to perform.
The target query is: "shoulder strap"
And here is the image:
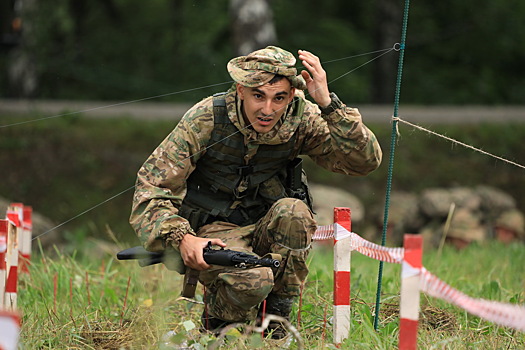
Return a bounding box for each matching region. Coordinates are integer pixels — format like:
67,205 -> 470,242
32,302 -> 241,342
212,92 -> 228,124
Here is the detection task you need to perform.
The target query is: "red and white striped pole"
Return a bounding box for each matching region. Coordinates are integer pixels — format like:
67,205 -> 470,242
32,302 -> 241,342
0,310 -> 21,350
5,203 -> 23,310
333,207 -> 352,345
0,220 -> 8,307
20,206 -> 32,273
399,234 -> 423,350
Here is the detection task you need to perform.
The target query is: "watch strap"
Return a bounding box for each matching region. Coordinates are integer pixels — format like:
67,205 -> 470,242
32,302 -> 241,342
319,92 -> 344,115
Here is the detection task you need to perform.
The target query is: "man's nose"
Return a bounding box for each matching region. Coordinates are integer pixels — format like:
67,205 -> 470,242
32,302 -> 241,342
261,100 -> 273,115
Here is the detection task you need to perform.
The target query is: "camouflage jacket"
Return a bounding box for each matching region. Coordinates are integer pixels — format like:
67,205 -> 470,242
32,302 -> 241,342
129,87 -> 382,251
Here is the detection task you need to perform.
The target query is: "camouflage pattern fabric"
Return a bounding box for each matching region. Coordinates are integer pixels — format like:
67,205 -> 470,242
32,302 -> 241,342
197,198 -> 316,322
129,46 -> 381,323
130,84 -> 382,252
227,46 -> 306,89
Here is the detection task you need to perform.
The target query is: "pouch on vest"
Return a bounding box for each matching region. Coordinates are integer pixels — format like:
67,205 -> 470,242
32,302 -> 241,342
285,157 -> 314,212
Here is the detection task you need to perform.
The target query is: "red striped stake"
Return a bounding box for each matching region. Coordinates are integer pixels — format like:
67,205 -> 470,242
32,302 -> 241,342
0,310 -> 21,350
5,203 -> 22,228
120,276 -> 131,325
86,271 -> 91,306
261,299 -> 267,338
333,207 -> 352,345
0,220 -> 8,307
297,281 -> 305,329
204,286 -> 209,331
70,277 -> 73,318
20,206 -> 32,273
399,234 -> 423,350
5,204 -> 22,310
53,272 -> 58,314
322,303 -> 328,344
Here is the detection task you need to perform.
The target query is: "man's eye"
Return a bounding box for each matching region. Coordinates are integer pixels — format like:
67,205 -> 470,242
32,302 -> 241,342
254,94 -> 263,99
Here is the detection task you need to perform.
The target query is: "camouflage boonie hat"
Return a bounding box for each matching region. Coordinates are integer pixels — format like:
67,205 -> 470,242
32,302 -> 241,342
227,46 -> 306,90
495,209 -> 525,238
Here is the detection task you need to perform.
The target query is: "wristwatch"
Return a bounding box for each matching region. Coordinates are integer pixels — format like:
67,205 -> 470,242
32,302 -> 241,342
319,92 -> 344,115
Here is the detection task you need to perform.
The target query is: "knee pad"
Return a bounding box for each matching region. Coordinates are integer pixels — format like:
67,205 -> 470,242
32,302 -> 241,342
267,198 -> 315,250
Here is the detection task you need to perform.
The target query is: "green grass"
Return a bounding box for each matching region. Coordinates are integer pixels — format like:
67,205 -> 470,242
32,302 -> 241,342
2,113 -> 525,244
2,112 -> 525,348
18,239 -> 525,349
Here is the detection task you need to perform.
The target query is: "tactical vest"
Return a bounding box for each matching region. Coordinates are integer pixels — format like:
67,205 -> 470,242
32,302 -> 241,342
179,92 -> 311,231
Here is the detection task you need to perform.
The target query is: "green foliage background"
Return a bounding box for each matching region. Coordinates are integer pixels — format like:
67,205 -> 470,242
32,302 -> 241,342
2,0 -> 525,104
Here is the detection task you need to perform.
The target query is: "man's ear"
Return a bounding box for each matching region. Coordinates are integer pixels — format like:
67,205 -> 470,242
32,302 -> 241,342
236,84 -> 245,100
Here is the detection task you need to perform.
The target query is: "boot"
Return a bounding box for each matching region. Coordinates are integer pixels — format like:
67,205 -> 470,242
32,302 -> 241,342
260,293 -> 294,339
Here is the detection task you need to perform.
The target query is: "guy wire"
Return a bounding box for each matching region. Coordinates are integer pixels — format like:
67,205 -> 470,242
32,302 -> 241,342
27,46 -> 396,240
1,46 -> 395,129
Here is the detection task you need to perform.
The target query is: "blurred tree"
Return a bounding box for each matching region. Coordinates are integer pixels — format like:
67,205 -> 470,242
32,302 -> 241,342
4,0 -> 38,98
371,0 -> 400,104
405,1 -> 525,104
230,0 -> 277,55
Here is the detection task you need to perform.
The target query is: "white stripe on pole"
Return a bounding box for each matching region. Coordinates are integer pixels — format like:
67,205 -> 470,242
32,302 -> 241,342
0,310 -> 21,350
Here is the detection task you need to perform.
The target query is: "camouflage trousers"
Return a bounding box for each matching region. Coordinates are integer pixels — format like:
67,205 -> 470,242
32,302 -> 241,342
197,198 -> 316,322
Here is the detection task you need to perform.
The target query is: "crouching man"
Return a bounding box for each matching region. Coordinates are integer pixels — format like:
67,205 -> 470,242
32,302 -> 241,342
130,46 -> 382,338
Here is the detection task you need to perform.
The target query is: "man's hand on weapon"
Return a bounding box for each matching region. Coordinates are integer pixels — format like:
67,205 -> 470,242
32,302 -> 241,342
117,241 -> 281,269
179,234 -> 226,270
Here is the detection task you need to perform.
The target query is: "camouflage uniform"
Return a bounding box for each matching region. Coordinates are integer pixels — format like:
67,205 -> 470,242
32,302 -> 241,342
129,46 -> 382,323
198,198 -> 315,321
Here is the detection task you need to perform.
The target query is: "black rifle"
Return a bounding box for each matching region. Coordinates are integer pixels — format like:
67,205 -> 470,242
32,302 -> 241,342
203,242 -> 280,268
116,242 -> 280,269
117,242 -> 281,298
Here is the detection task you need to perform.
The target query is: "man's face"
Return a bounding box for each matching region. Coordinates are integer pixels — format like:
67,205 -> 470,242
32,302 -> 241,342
236,79 -> 295,134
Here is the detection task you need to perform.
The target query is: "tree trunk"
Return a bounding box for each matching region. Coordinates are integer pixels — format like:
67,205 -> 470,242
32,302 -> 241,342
7,0 -> 38,98
371,0 -> 401,104
229,0 -> 277,56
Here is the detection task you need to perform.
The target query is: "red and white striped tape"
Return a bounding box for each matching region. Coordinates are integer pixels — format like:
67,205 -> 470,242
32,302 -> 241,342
314,223 -> 525,333
420,268 -> 525,332
0,311 -> 21,350
5,204 -> 23,228
313,223 -> 404,263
